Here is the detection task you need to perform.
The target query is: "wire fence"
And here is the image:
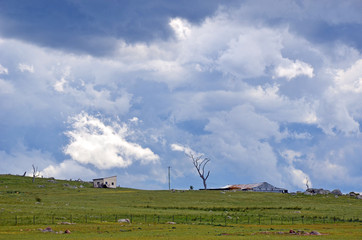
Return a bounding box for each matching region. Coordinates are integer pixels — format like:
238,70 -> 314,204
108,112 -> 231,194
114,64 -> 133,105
1,213 -> 361,226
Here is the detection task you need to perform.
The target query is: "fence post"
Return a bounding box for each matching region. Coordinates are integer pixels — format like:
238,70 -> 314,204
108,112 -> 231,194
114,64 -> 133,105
52,214 -> 55,224
270,217 -> 272,225
130,214 -> 132,223
258,215 -> 261,225
70,214 -> 73,223
224,216 -> 227,226
302,216 -> 304,224
33,215 -> 35,225
291,217 -> 294,224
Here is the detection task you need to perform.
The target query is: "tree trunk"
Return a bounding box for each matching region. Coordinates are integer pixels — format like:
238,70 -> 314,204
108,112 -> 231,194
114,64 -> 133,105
203,178 -> 207,190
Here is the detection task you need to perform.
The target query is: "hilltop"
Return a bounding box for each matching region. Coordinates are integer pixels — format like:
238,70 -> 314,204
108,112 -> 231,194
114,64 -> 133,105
0,174 -> 361,239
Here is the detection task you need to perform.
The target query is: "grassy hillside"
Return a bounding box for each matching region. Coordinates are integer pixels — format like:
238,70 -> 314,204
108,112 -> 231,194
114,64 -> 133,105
0,174 -> 361,224
0,174 -> 361,239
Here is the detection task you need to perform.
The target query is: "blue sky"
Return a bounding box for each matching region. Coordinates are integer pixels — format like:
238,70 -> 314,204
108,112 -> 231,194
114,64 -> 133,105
0,0 -> 362,192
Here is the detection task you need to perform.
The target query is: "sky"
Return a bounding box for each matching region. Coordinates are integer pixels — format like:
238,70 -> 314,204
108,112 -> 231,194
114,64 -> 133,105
0,0 -> 362,192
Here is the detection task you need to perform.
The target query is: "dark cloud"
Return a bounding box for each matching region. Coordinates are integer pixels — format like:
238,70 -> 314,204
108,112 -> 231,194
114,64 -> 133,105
0,0 -> 230,55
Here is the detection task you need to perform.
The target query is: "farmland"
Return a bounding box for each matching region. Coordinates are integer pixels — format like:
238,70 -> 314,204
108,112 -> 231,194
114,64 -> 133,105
0,174 -> 361,239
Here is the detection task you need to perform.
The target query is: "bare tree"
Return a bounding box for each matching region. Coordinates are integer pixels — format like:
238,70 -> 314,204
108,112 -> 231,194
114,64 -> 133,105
305,178 -> 310,190
32,165 -> 38,183
187,153 -> 210,190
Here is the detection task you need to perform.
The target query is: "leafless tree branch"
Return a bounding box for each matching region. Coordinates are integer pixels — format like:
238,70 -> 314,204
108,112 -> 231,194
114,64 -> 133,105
187,152 -> 211,190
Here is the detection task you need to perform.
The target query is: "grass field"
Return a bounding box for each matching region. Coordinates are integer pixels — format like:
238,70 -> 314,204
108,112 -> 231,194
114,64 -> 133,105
0,174 -> 361,239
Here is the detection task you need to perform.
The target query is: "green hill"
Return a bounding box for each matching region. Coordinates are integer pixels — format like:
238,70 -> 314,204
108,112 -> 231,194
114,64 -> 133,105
0,174 -> 362,239
0,174 -> 361,225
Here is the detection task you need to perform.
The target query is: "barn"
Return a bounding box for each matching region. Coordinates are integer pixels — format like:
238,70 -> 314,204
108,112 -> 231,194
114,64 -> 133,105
211,182 -> 288,193
93,176 -> 117,188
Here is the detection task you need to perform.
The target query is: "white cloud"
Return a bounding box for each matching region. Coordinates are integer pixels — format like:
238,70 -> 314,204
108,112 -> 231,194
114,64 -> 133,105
64,112 -> 160,169
54,77 -> 67,92
216,27 -> 284,78
285,166 -> 311,190
169,18 -> 191,40
0,63 -> 8,74
205,104 -> 280,142
280,150 -> 311,190
41,160 -> 96,180
18,63 -> 34,73
170,143 -> 195,155
129,117 -> 140,123
275,59 -> 314,80
281,149 -> 302,165
316,59 -> 362,135
334,59 -> 362,93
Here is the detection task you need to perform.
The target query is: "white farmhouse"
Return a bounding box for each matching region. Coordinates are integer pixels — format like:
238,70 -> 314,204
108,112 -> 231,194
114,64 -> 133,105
93,176 -> 117,188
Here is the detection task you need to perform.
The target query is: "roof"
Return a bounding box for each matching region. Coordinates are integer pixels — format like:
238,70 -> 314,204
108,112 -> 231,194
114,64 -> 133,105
220,182 -> 287,191
92,176 -> 117,181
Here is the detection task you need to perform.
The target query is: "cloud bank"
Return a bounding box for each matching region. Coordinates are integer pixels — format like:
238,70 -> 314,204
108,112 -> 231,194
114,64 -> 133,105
0,0 -> 361,192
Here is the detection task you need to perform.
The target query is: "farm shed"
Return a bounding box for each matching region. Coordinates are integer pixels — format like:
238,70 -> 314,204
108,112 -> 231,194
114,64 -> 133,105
93,176 -> 117,188
211,182 -> 288,193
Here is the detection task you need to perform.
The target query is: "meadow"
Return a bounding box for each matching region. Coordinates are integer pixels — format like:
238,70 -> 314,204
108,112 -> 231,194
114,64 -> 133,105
0,174 -> 361,239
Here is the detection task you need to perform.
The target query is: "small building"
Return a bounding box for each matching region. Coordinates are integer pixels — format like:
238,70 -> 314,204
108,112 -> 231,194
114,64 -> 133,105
93,176 -> 117,188
210,182 -> 288,193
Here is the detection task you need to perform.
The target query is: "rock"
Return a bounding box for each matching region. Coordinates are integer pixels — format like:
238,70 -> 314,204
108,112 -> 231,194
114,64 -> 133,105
356,195 -> 362,200
349,192 -> 357,197
42,227 -> 53,232
118,219 -> 131,223
319,190 -> 330,195
331,189 -> 342,196
166,222 -> 176,224
64,229 -> 71,234
310,231 -> 321,235
289,229 -> 295,234
305,188 -> 331,195
58,222 -> 74,225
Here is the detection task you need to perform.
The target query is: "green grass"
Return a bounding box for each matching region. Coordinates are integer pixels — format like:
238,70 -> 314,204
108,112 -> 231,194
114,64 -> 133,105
0,174 -> 361,239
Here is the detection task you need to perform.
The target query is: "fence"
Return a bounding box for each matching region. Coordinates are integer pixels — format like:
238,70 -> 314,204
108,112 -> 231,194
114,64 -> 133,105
1,213 -> 361,226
